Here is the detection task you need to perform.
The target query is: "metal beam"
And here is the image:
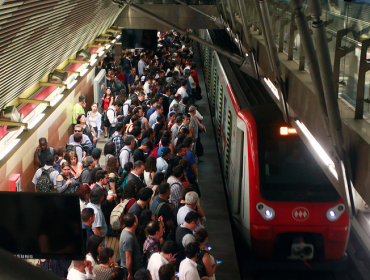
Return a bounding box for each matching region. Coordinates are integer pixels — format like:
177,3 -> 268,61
39,82 -> 67,88
173,0 -> 218,22
18,98 -> 51,107
128,3 -> 245,66
57,70 -> 80,75
68,60 -> 90,64
0,120 -> 28,130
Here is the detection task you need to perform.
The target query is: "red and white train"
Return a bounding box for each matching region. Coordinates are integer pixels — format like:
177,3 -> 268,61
199,29 -> 349,262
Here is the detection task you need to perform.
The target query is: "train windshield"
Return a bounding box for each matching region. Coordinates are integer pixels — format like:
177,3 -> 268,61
258,127 -> 340,202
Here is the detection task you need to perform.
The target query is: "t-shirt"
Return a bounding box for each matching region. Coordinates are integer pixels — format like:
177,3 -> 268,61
119,230 -> 141,272
35,147 -> 57,168
127,202 -> 144,219
133,149 -> 146,163
147,253 -> 169,280
72,103 -> 85,124
189,115 -> 198,140
183,149 -> 196,179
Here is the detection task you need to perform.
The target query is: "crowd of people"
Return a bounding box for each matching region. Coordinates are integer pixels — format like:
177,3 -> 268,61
32,30 -> 221,280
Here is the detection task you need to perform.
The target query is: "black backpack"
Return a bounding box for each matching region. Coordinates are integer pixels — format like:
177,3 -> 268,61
196,250 -> 209,278
102,108 -> 115,127
36,168 -> 55,193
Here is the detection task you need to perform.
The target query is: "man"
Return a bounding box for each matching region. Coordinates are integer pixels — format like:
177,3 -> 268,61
167,112 -> 177,130
151,114 -> 165,130
148,241 -> 179,280
175,212 -> 201,266
183,137 -> 197,185
179,242 -> 209,280
146,99 -> 158,119
87,186 -> 107,238
94,170 -> 110,190
32,155 -> 59,192
169,94 -> 181,113
72,95 -> 86,124
143,77 -> 152,97
119,135 -> 135,167
134,106 -> 149,130
167,103 -> 179,122
166,144 -> 187,177
128,187 -> 153,219
177,192 -> 206,231
68,124 -> 93,152
81,208 -> 95,249
169,166 -> 185,214
151,183 -> 174,233
91,148 -> 102,168
126,160 -> 146,191
183,69 -> 192,97
67,259 -> 92,280
176,79 -> 188,103
189,105 -> 206,142
107,100 -> 124,137
156,147 -> 171,173
33,138 -> 56,168
138,53 -> 147,77
80,156 -> 95,184
68,133 -> 84,162
119,213 -> 141,279
158,264 -> 176,280
110,123 -> 124,157
178,114 -> 191,132
149,104 -> 164,128
162,85 -> 171,117
122,51 -> 133,71
143,220 -> 164,256
124,65 -> 134,91
171,116 -> 183,144
133,141 -> 153,163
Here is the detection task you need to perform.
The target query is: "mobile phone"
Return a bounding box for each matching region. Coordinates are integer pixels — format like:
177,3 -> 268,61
208,246 -> 212,250
217,261 -> 222,264
175,272 -> 180,277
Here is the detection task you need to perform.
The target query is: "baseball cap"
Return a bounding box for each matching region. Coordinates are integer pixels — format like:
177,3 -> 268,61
158,147 -> 171,157
185,191 -> 199,205
91,148 -> 102,159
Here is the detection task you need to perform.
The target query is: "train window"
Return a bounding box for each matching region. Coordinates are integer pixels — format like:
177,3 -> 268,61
258,129 -> 340,202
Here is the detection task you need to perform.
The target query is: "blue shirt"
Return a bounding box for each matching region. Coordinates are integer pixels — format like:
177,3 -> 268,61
183,149 -> 196,179
186,78 -> 192,94
146,106 -> 155,119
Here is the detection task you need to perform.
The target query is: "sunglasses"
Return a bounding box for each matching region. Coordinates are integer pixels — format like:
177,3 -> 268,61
75,130 -> 82,132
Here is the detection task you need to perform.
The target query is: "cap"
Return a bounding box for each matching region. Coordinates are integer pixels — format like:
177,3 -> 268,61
91,148 -> 102,159
185,191 -> 199,205
158,146 -> 171,157
166,77 -> 173,84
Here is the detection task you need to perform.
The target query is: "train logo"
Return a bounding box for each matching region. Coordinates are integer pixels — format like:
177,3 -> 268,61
292,207 -> 310,221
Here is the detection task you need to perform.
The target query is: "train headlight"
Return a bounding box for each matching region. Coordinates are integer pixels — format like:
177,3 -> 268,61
256,203 -> 275,220
326,204 -> 345,221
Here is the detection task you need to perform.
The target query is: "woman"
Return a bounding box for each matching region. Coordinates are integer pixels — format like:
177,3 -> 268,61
121,162 -> 133,190
77,114 -> 96,144
154,122 -> 165,146
56,162 -> 78,193
87,103 -> 102,148
116,67 -> 125,82
102,88 -> 114,137
141,128 -> 155,147
93,248 -> 118,280
86,235 -> 104,268
121,181 -> 137,214
104,142 -> 116,168
195,229 -> 220,280
144,156 -> 156,186
78,183 -> 91,211
66,151 -> 83,178
106,157 -> 121,199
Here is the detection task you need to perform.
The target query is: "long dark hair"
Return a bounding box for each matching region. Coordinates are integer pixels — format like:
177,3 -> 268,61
87,235 -> 103,263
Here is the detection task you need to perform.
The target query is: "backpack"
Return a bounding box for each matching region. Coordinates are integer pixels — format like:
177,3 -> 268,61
110,199 -> 131,230
196,250 -> 209,278
149,146 -> 160,159
53,158 -> 63,173
139,242 -> 157,269
102,108 -> 115,127
155,202 -> 166,220
122,102 -> 130,117
36,168 -> 55,193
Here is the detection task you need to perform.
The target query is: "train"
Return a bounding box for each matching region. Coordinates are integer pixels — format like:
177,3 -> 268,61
199,29 -> 350,262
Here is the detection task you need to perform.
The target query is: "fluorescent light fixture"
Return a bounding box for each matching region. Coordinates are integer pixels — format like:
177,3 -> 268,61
235,38 -> 239,43
90,58 -> 97,66
28,114 -> 45,129
98,51 -> 105,57
116,34 -> 121,39
245,53 -> 249,57
105,44 -> 111,50
80,69 -> 89,76
50,94 -> 64,106
0,139 -> 20,160
295,120 -> 338,180
263,77 -> 280,100
112,39 -> 116,44
67,80 -> 77,89
227,27 -> 231,32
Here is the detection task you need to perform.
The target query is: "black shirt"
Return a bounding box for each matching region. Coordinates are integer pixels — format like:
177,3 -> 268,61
133,148 -> 146,163
36,147 -> 56,168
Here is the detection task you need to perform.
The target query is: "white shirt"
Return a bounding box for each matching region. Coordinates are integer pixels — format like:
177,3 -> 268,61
176,87 -> 188,103
123,100 -> 131,117
119,146 -> 134,167
147,253 -> 169,280
32,165 -> 59,186
179,258 -> 200,280
156,157 -> 168,173
144,82 -> 151,96
67,268 -> 87,280
189,76 -> 196,89
169,99 -> 179,111
106,106 -> 117,127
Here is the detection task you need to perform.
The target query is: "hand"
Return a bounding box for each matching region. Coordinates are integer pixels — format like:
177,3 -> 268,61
107,196 -> 114,202
168,253 -> 177,264
202,125 -> 207,132
158,216 -> 163,223
36,146 -> 41,153
66,179 -> 71,185
113,194 -> 117,198
117,115 -> 122,119
97,135 -> 101,141
128,273 -> 134,280
86,260 -> 93,275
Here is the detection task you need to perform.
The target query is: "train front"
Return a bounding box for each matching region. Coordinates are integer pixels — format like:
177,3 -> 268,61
249,124 -> 349,261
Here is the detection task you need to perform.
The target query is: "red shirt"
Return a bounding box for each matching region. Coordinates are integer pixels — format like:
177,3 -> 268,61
117,73 -> 125,82
192,70 -> 199,86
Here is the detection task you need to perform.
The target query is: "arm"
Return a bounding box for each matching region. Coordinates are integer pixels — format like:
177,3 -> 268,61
189,127 -> 196,141
34,149 -> 40,167
93,227 -> 102,237
191,163 -> 198,180
109,173 -> 117,194
56,175 -> 71,193
143,117 -> 149,130
194,115 -> 206,132
203,253 -> 220,277
125,251 -> 133,280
